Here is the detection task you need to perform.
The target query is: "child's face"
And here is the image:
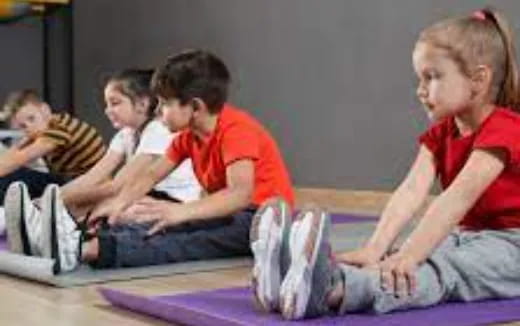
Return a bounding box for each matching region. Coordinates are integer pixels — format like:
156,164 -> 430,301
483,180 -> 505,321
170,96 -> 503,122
104,82 -> 146,129
157,97 -> 193,132
11,102 -> 50,137
413,42 -> 473,121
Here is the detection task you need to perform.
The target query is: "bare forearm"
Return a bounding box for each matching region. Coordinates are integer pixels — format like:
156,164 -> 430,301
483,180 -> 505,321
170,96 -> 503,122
62,180 -> 115,206
0,150 -> 23,176
183,188 -> 250,222
116,172 -> 158,211
366,186 -> 428,257
399,192 -> 467,262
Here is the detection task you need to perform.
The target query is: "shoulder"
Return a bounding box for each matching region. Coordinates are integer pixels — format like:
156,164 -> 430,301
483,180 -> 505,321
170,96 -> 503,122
141,119 -> 172,138
480,107 -> 520,134
218,104 -> 262,136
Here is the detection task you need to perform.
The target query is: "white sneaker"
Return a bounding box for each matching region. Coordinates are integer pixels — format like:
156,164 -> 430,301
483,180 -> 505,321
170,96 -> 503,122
0,207 -> 6,237
4,182 -> 42,255
40,184 -> 80,274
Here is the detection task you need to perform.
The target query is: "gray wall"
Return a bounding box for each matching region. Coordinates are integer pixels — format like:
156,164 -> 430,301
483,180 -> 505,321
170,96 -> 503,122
0,18 -> 43,117
0,8 -> 73,119
74,0 -> 520,190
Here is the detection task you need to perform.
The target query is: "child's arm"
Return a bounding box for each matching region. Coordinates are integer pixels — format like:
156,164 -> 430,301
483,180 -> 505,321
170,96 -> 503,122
337,145 -> 436,266
0,138 -> 56,177
378,148 -> 505,298
398,148 -> 505,263
88,154 -> 178,225
60,150 -> 124,205
110,153 -> 159,192
131,158 -> 254,236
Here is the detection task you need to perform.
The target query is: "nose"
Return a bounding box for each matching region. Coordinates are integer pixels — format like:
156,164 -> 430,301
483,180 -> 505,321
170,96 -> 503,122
416,82 -> 428,101
105,105 -> 114,116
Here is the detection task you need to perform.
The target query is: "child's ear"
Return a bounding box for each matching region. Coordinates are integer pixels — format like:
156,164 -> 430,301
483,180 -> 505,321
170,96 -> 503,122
191,98 -> 207,113
137,97 -> 151,115
472,65 -> 493,94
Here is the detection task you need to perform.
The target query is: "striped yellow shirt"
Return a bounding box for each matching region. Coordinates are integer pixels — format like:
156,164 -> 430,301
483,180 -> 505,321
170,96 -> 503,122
39,113 -> 106,177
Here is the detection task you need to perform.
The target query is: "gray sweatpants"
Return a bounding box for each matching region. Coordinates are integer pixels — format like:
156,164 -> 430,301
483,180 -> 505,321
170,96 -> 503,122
338,228 -> 520,314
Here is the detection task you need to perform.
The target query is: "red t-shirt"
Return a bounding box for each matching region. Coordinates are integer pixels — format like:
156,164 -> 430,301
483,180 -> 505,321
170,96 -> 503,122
166,103 -> 295,207
419,107 -> 520,230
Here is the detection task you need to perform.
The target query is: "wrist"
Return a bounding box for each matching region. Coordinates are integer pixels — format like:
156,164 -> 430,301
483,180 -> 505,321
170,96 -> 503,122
364,239 -> 390,258
397,242 -> 424,264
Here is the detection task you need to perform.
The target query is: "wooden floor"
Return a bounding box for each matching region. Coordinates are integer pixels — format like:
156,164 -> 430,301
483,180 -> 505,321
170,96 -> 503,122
0,188 -> 517,326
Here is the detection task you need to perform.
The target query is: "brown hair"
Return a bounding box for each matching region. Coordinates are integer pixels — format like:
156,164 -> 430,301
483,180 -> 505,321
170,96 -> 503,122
151,49 -> 231,114
0,89 -> 43,122
417,7 -> 520,110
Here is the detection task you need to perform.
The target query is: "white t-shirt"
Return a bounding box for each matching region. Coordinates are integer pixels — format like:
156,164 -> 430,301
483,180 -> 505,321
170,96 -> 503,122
109,120 -> 201,202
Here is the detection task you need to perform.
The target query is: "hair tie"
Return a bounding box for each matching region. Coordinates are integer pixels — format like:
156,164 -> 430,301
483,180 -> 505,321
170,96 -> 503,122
471,10 -> 487,21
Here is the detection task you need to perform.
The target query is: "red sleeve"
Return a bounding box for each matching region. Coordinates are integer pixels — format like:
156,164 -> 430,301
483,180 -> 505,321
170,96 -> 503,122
474,110 -> 520,167
221,123 -> 260,166
166,131 -> 190,165
418,119 -> 448,158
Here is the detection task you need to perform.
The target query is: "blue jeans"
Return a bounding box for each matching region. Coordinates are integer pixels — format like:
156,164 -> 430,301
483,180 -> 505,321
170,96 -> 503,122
92,207 -> 256,269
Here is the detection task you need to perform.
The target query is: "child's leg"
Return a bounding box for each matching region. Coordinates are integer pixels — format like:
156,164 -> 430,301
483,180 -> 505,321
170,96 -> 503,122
84,206 -> 256,269
338,229 -> 520,315
276,209 -> 465,319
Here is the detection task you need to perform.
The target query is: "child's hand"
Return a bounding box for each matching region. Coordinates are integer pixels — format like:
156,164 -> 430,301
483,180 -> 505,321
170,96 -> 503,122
335,246 -> 383,267
127,197 -> 191,236
88,198 -> 125,227
378,252 -> 419,298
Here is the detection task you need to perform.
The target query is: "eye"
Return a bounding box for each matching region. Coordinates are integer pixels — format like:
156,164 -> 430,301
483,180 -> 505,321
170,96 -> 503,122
424,70 -> 442,81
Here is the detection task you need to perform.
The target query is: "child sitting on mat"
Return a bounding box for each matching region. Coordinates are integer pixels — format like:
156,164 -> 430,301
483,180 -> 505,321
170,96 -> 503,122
4,68 -> 202,271
0,90 -> 106,200
251,7 -> 520,319
7,50 -> 294,273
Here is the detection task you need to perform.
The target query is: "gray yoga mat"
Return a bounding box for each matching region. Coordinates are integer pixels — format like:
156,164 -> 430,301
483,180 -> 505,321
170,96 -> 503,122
0,213 -> 378,287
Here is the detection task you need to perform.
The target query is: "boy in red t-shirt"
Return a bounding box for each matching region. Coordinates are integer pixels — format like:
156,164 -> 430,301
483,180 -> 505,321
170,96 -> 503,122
11,49 -> 294,272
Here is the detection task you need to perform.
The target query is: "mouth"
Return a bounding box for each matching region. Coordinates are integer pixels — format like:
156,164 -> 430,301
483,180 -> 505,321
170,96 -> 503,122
422,102 -> 434,112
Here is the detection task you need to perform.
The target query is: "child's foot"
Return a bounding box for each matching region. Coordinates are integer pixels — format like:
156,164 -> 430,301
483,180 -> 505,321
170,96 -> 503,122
4,182 -> 42,255
250,197 -> 292,312
279,206 -> 334,320
40,184 -> 81,273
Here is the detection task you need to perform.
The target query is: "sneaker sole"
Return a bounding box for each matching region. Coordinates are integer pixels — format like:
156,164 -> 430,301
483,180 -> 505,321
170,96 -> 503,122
42,184 -> 79,274
4,182 -> 31,254
40,185 -> 58,272
280,206 -> 328,320
250,197 -> 290,312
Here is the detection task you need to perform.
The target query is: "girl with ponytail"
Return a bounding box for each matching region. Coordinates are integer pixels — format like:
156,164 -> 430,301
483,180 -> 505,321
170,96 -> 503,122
250,7 -> 520,320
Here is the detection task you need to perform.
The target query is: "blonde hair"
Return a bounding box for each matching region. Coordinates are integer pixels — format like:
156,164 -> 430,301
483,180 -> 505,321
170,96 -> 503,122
417,7 -> 520,110
0,89 -> 43,122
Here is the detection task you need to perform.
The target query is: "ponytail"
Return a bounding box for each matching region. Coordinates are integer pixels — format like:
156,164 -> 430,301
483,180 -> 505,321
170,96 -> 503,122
484,8 -> 520,110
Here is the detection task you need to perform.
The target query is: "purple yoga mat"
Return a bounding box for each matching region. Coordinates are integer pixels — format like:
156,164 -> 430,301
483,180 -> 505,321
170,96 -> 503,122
329,213 -> 377,224
0,235 -> 6,251
99,286 -> 520,326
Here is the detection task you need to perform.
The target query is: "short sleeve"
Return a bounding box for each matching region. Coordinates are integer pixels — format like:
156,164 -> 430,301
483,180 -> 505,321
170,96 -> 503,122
474,110 -> 520,167
39,126 -> 71,148
166,130 -> 190,164
136,120 -> 174,155
108,129 -> 127,153
220,123 -> 260,166
418,119 -> 449,159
